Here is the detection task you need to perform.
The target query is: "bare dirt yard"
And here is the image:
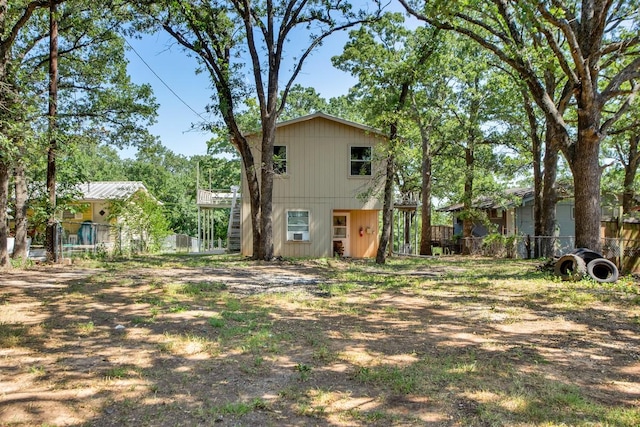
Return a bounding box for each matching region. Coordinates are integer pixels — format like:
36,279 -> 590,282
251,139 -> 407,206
1,254 -> 639,426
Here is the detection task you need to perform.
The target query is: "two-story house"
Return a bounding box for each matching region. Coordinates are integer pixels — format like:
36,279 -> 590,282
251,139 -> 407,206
240,112 -> 386,258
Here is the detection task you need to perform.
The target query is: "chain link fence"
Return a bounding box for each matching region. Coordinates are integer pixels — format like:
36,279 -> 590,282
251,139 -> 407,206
57,221 -> 122,258
58,223 -> 222,256
161,234 -> 200,253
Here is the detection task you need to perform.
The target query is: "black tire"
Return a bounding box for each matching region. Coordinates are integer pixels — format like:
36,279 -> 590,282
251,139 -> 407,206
570,248 -> 604,265
554,254 -> 587,281
586,258 -> 619,283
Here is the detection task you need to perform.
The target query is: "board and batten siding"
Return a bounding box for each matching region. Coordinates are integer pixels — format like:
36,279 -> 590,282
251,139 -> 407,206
241,115 -> 384,258
515,200 -> 575,236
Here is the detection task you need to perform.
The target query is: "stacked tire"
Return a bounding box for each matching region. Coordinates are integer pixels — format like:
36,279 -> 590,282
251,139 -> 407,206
554,248 -> 619,283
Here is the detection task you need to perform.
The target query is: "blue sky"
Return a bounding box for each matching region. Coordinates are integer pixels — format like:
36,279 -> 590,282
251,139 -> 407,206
124,26 -> 360,158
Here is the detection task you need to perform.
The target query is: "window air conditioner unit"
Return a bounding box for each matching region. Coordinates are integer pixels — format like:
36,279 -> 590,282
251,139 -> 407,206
293,233 -> 303,241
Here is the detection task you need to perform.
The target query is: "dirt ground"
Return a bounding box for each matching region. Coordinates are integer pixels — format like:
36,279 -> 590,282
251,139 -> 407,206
1,256 -> 639,426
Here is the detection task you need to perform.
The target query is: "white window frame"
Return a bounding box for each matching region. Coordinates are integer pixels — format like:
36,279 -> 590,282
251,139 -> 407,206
349,146 -> 372,177
274,145 -> 287,175
286,210 -> 310,242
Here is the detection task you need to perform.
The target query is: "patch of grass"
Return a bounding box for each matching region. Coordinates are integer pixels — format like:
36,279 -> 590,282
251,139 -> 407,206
0,322 -> 27,347
242,329 -> 279,354
345,408 -> 397,424
74,321 -> 95,335
223,297 -> 242,311
312,344 -> 336,363
472,377 -> 640,426
167,303 -> 190,313
131,315 -> 156,325
28,365 -> 46,376
136,295 -> 166,307
208,316 -> 225,328
221,310 -> 260,322
295,362 -> 312,381
208,397 -> 269,417
550,285 -> 598,308
103,366 -> 135,380
240,355 -> 269,375
294,401 -> 326,418
158,332 -> 219,356
318,281 -> 361,296
182,281 -> 228,295
353,365 -> 419,394
163,281 -> 227,297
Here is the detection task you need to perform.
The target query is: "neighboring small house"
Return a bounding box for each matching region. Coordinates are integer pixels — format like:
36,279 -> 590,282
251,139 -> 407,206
440,187 -> 576,237
439,186 -> 634,239
240,112 -> 386,258
60,181 -> 156,247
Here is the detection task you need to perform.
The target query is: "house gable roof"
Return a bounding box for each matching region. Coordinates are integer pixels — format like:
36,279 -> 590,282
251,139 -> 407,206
244,112 -> 387,138
77,181 -> 149,201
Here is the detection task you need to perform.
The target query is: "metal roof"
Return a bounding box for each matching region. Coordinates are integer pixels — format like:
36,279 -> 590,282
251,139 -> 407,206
438,187 -> 535,212
77,181 -> 149,200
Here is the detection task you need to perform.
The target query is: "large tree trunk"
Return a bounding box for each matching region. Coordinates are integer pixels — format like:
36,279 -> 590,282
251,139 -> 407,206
461,147 -> 474,255
522,90 -> 543,256
571,137 -> 602,252
232,133 -> 261,258
622,134 -> 639,214
570,93 -> 604,252
0,0 -> 10,268
540,124 -> 560,258
0,160 -> 9,268
377,79 -> 413,264
419,140 -> 432,255
376,150 -> 395,264
258,116 -> 277,260
12,160 -> 29,260
45,1 -> 59,263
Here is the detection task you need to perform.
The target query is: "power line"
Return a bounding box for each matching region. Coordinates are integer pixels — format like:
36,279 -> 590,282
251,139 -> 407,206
124,37 -> 211,125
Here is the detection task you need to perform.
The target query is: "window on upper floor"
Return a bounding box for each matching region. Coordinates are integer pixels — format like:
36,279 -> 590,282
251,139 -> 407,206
274,145 -> 287,175
350,146 -> 372,176
286,210 -> 310,241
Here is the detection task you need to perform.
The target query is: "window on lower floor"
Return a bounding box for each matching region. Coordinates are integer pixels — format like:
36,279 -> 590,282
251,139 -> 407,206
350,146 -> 372,176
287,210 -> 309,241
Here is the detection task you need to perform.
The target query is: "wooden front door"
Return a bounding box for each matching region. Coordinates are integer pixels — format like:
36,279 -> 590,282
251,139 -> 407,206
332,212 -> 350,257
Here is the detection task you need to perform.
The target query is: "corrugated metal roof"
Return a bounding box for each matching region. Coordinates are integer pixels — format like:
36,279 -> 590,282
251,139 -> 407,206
77,181 -> 148,200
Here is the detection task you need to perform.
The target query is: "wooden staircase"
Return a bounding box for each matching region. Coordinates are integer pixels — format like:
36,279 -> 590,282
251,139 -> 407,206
227,197 -> 241,252
197,186 -> 241,253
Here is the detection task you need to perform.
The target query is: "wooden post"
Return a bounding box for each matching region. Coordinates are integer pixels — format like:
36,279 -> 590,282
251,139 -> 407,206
618,205 -> 624,272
